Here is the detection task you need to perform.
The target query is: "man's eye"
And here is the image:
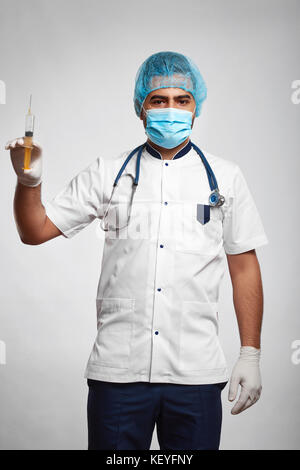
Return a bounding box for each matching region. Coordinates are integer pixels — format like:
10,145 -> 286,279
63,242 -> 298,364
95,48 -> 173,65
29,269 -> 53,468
152,100 -> 164,104
179,100 -> 189,105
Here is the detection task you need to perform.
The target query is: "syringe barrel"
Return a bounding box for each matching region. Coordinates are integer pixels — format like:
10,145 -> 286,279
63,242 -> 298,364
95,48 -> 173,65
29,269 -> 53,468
25,114 -> 35,136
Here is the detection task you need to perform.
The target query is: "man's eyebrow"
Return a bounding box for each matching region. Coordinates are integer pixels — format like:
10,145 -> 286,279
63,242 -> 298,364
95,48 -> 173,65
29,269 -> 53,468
149,94 -> 192,100
149,95 -> 168,100
174,94 -> 192,99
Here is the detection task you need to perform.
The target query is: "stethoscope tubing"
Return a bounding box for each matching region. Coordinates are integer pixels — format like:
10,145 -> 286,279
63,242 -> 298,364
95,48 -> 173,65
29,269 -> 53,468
114,141 -> 219,192
102,141 -> 225,231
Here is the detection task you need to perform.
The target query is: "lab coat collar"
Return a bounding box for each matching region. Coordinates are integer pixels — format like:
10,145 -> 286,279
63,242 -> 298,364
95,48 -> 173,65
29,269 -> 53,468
145,140 -> 192,160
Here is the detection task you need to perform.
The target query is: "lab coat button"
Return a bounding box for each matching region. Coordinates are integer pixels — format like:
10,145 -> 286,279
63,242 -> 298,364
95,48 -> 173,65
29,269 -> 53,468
164,201 -> 168,205
165,163 -> 168,166
155,331 -> 159,335
160,244 -> 164,248
157,288 -> 161,292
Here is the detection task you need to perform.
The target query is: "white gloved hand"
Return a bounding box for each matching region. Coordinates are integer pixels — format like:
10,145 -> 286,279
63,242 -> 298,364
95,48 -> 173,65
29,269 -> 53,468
5,137 -> 42,187
228,346 -> 262,415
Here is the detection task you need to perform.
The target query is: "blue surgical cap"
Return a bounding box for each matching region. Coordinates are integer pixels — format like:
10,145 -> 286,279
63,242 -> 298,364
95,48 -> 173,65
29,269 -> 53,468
134,51 -> 207,118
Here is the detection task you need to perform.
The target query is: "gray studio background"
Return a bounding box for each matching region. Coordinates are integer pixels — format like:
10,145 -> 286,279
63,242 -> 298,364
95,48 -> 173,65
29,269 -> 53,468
0,0 -> 299,450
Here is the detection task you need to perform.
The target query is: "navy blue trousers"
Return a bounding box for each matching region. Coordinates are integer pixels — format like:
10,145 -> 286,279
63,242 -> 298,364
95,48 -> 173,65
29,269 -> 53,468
87,379 -> 227,450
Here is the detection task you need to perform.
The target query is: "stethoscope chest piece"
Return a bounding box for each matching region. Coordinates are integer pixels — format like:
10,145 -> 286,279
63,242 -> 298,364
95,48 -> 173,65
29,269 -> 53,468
209,189 -> 225,207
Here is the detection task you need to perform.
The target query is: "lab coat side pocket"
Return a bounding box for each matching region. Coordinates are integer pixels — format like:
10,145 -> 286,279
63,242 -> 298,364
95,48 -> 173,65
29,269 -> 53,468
90,297 -> 135,369
178,301 -> 226,372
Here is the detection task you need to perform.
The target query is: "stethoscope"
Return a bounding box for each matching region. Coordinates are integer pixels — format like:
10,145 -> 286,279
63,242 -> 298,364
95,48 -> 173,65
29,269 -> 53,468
100,141 -> 225,231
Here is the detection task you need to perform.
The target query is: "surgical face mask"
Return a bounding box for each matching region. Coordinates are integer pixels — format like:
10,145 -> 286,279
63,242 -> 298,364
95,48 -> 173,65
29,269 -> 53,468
143,107 -> 195,149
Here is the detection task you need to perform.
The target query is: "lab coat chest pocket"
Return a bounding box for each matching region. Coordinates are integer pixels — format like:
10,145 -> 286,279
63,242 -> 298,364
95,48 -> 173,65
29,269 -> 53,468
175,203 -> 223,254
179,301 -> 226,371
92,298 -> 135,369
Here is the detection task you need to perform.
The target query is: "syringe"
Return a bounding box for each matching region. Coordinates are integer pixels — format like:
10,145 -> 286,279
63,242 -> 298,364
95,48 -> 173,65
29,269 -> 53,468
23,95 -> 35,171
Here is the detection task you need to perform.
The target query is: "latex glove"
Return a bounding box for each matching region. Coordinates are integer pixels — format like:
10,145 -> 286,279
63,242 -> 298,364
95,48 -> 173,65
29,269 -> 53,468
5,137 -> 42,187
228,346 -> 262,415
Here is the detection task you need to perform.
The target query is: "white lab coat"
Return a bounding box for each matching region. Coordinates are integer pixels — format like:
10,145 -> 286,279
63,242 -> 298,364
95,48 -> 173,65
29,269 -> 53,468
44,142 -> 268,384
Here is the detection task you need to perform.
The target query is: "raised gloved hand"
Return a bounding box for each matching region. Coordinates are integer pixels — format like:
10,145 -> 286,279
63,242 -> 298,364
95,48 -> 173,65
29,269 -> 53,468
228,346 -> 262,415
5,137 -> 42,187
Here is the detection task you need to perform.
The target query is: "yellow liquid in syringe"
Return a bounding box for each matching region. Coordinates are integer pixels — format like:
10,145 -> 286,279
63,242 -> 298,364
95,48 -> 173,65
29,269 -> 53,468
23,95 -> 35,171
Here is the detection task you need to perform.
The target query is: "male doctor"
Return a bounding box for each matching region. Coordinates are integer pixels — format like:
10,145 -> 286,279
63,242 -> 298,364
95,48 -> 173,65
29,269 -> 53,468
6,51 -> 268,450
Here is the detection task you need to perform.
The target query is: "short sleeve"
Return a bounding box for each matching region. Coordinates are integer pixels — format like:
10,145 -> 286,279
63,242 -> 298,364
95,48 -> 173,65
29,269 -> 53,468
43,157 -> 103,239
222,164 -> 269,254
